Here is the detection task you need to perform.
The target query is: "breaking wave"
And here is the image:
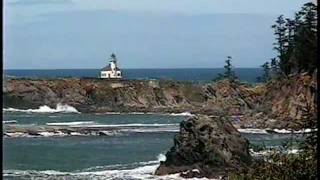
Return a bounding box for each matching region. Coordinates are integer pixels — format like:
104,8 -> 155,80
46,121 -> 95,126
237,128 -> 317,134
237,128 -> 268,134
3,104 -> 80,114
168,112 -> 195,117
250,148 -> 301,157
3,154 -> 212,180
3,120 -> 17,124
68,123 -> 179,128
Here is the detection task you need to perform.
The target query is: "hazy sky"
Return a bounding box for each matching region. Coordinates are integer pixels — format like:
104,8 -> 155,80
4,0 -> 310,69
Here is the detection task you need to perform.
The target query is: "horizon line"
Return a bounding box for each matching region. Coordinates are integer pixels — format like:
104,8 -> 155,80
4,67 -> 263,70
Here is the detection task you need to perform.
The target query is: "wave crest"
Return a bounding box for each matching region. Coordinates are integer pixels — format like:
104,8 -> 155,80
3,154 -> 207,180
3,103 -> 80,114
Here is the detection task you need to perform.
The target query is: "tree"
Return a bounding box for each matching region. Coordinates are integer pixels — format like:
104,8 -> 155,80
291,2 -> 317,73
270,2 -> 317,76
270,58 -> 279,77
214,56 -> 238,82
223,56 -> 237,81
272,15 -> 291,75
261,62 -> 271,82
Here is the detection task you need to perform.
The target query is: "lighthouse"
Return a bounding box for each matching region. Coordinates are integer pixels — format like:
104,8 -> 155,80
100,53 -> 122,79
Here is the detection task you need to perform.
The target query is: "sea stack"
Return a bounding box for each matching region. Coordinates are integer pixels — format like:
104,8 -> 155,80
155,115 -> 252,178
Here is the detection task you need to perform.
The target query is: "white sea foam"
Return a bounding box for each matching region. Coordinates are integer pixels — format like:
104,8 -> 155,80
169,112 -> 195,117
4,131 -> 68,138
272,128 -> 317,134
102,112 -> 122,115
237,128 -> 268,134
3,130 -> 119,138
3,154 -> 212,180
3,104 -> 80,114
250,148 -> 301,157
238,128 -> 317,134
4,132 -> 29,137
3,120 -> 18,124
37,131 -> 66,137
69,123 -> 179,128
46,121 -> 95,126
120,128 -> 179,133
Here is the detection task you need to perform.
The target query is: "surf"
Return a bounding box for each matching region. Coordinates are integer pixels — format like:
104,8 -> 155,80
3,103 -> 80,114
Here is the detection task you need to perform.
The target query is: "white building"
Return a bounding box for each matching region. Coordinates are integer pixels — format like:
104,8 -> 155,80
100,53 -> 122,79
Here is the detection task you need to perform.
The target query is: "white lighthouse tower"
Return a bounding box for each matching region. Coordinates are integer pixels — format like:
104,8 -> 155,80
100,53 -> 122,79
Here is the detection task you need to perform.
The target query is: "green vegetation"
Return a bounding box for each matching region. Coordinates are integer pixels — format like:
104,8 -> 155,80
230,112 -> 317,179
230,2 -> 317,179
215,56 -> 238,82
231,98 -> 317,179
257,62 -> 271,83
266,2 -> 317,80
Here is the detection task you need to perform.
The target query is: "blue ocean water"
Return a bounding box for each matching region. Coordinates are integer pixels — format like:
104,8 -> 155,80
3,111 -> 303,180
4,68 -> 263,83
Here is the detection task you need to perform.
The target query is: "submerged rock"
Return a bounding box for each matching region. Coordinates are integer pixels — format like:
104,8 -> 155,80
155,115 -> 252,178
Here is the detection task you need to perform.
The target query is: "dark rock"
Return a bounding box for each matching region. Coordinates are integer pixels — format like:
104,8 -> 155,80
155,115 -> 252,178
27,130 -> 41,136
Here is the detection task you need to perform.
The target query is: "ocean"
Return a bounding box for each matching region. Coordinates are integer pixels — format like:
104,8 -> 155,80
4,68 -> 263,83
3,69 -> 300,179
3,106 -> 303,180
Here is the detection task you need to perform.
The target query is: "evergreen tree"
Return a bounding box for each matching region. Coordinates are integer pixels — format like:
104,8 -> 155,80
261,62 -> 271,82
214,56 -> 237,82
270,58 -> 279,76
270,2 -> 317,76
223,56 -> 237,82
292,2 -> 317,73
272,15 -> 291,75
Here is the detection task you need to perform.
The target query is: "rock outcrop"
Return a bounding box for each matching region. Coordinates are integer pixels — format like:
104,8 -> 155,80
3,79 -> 259,115
155,115 -> 252,178
3,72 -> 317,129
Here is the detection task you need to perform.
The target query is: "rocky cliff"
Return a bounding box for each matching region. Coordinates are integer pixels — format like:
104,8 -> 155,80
237,72 -> 317,129
3,73 -> 316,129
3,78 -> 259,115
154,73 -> 317,178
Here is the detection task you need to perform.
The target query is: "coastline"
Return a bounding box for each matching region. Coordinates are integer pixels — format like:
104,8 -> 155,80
3,73 -> 316,130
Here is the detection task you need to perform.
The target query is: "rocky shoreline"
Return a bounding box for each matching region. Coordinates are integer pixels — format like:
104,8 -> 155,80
3,73 -> 316,178
3,73 -> 316,129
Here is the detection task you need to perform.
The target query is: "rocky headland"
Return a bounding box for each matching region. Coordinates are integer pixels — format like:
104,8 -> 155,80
3,73 -> 317,178
3,73 -> 316,129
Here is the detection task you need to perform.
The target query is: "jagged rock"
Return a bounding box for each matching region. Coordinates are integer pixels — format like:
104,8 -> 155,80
155,115 -> 252,178
3,79 -> 257,115
3,73 -> 316,129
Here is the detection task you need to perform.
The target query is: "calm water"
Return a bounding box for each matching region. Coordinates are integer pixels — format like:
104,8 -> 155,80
3,110 -> 303,179
4,68 -> 263,83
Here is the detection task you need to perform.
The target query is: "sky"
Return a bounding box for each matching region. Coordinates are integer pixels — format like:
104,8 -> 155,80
3,0 -> 311,69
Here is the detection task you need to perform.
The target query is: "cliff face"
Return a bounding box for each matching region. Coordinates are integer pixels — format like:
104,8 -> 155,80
236,72 -> 317,129
3,73 -> 316,129
3,79 -> 260,114
264,73 -> 317,123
